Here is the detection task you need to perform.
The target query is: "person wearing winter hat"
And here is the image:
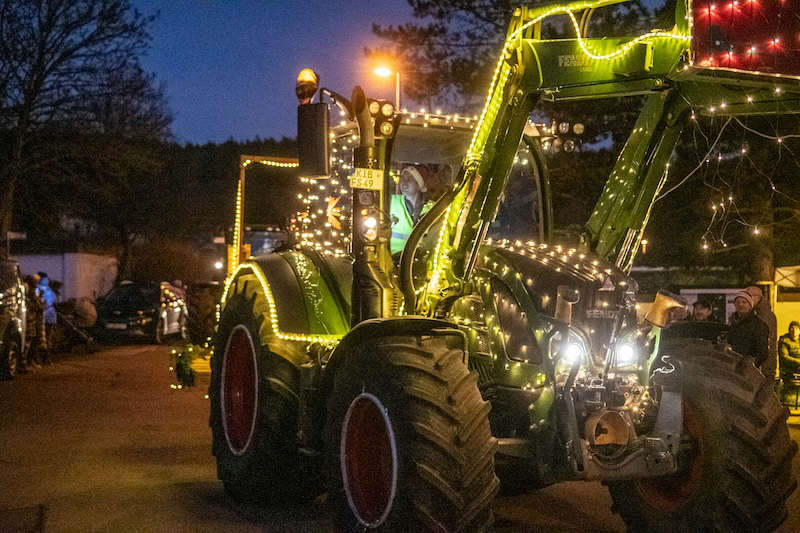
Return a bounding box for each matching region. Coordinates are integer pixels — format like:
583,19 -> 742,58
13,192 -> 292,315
726,290 -> 769,367
745,285 -> 779,381
390,165 -> 432,254
779,321 -> 800,379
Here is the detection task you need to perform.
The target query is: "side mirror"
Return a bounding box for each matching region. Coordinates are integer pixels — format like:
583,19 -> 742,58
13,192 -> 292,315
297,103 -> 330,178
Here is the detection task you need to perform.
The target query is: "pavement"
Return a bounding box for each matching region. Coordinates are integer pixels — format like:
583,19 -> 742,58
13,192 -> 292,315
0,345 -> 328,532
0,344 -> 798,532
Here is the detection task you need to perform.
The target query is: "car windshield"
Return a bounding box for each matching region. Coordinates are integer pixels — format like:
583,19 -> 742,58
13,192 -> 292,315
244,229 -> 287,255
104,284 -> 159,308
0,262 -> 18,290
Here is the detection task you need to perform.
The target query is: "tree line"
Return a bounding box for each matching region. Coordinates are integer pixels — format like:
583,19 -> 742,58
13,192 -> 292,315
1,0 -> 299,282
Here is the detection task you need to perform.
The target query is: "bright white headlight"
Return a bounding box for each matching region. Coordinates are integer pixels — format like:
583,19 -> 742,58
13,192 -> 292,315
616,343 -> 636,363
564,343 -> 583,363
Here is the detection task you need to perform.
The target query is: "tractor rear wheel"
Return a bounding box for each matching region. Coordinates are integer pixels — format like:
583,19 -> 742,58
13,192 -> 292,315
608,340 -> 797,532
209,291 -> 305,502
326,333 -> 499,532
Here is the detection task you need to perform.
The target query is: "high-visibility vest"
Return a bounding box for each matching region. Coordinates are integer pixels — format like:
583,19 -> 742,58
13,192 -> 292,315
391,195 -> 414,254
390,195 -> 431,254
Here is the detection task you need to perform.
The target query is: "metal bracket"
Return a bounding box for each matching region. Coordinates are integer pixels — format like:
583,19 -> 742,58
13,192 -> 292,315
581,358 -> 683,481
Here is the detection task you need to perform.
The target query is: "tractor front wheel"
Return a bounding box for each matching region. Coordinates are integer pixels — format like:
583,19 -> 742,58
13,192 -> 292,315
609,340 -> 797,532
326,333 -> 499,532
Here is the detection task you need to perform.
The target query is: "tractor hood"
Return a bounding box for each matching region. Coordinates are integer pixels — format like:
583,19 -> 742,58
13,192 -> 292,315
478,239 -> 637,357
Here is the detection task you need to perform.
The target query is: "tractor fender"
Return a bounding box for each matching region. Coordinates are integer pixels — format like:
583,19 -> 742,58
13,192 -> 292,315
319,316 -> 467,405
222,251 -> 351,366
220,251 -> 351,405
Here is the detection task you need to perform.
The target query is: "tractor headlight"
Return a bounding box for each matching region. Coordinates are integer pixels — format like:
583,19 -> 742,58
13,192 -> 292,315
563,342 -> 584,364
369,100 -> 381,115
362,215 -> 378,241
615,342 -> 637,364
379,120 -> 394,136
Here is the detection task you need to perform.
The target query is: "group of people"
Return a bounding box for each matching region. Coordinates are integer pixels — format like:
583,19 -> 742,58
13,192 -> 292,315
18,272 -> 57,372
686,286 -> 800,385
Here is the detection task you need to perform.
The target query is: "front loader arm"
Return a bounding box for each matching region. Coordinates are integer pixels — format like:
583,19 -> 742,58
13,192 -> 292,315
414,0 -> 800,312
419,7 -> 539,311
583,91 -> 690,271
583,73 -> 800,271
417,0 -> 688,313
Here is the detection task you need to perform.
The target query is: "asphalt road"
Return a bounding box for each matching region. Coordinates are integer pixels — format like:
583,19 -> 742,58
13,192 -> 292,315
1,344 -> 798,532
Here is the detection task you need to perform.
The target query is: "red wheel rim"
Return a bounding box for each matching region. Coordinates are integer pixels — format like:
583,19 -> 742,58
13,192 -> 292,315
221,325 -> 258,455
341,393 -> 398,528
635,403 -> 705,512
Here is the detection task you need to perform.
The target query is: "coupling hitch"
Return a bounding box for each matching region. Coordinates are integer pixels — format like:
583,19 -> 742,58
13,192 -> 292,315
582,356 -> 683,481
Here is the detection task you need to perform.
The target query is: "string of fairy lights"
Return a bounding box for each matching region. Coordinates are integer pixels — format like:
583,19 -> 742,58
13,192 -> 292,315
287,111 -> 562,260
671,113 -> 800,254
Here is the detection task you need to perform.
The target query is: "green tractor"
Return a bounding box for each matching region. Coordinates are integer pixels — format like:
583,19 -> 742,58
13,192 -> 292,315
210,1 -> 799,530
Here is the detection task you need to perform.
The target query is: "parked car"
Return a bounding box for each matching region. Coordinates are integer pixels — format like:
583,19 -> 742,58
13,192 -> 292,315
0,260 -> 26,378
96,282 -> 187,344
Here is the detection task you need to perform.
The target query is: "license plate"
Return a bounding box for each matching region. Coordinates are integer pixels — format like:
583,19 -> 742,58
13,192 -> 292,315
106,323 -> 127,330
350,168 -> 384,190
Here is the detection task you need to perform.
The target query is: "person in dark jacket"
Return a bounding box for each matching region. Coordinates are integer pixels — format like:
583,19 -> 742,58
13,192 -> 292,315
746,285 -> 778,381
779,321 -> 800,378
692,299 -> 713,321
36,272 -> 56,364
727,290 -> 769,368
23,274 -> 46,368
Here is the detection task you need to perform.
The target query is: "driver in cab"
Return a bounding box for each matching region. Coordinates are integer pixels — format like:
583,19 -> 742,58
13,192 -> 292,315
391,165 -> 432,254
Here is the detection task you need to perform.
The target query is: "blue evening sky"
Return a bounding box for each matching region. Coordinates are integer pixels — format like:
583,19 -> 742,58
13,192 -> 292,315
132,1 -> 414,144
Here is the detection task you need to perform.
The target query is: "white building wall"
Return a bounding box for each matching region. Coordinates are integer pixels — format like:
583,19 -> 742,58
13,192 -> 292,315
12,253 -> 117,301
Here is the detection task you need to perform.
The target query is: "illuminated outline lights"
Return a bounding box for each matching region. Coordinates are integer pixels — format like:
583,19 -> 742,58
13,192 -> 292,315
222,263 -> 343,345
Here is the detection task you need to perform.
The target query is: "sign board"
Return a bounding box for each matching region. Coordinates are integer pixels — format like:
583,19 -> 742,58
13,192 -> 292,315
6,231 -> 26,240
350,168 -> 384,191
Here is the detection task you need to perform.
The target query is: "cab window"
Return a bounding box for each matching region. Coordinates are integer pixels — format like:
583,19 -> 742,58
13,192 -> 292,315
491,278 -> 543,364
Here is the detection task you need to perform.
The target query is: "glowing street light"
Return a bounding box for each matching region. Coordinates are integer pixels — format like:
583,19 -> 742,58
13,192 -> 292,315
373,65 -> 400,109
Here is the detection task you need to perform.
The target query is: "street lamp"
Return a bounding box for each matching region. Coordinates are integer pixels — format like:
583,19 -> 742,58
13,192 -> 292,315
373,65 -> 400,109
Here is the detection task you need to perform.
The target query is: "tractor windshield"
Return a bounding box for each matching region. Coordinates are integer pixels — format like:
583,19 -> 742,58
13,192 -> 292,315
488,143 -> 543,243
389,122 -> 471,203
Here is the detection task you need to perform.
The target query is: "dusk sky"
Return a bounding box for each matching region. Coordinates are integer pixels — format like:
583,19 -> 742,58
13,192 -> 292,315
132,0 -> 415,144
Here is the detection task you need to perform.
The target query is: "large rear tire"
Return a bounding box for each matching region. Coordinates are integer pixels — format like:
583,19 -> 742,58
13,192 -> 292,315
209,291 -> 305,502
608,340 -> 797,532
326,333 -> 499,532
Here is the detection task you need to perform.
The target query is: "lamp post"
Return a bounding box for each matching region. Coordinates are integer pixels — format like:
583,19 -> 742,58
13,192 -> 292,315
373,65 -> 400,109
